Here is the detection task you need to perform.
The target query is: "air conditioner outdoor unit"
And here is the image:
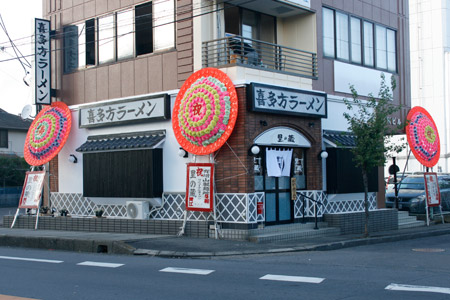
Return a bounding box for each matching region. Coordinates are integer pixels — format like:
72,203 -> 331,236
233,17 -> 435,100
126,201 -> 149,220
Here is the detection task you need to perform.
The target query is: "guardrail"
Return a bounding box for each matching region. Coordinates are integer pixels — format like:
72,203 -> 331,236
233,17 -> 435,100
202,35 -> 318,79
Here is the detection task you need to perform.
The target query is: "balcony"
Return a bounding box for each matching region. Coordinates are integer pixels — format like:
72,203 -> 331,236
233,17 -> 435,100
202,35 -> 317,79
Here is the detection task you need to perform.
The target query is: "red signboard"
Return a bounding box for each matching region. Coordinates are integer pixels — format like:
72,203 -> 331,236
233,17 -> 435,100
424,173 -> 441,207
186,163 -> 214,212
19,171 -> 45,209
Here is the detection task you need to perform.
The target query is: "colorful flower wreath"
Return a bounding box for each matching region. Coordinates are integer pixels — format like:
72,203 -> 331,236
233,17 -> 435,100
24,102 -> 72,166
406,106 -> 440,168
173,68 -> 238,155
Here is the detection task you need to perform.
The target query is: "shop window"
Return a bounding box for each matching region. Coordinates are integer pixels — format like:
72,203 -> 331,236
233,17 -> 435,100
326,148 -> 378,194
63,1 -> 174,71
363,21 -> 374,67
0,129 -> 7,148
63,19 -> 95,73
323,7 -> 397,72
224,5 -> 275,43
135,2 -> 153,55
350,17 -> 361,64
322,7 -> 335,57
335,12 -> 349,61
82,149 -> 163,198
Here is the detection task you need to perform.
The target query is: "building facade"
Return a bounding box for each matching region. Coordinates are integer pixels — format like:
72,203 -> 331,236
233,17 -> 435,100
42,0 -> 410,238
392,0 -> 448,174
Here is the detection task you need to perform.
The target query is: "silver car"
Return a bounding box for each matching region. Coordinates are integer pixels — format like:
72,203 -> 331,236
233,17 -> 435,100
385,174 -> 450,213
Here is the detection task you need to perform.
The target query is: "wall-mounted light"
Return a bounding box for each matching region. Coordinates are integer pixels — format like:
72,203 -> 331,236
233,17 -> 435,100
308,122 -> 315,128
260,120 -> 268,126
68,154 -> 78,163
248,144 -> 260,156
318,150 -> 328,160
178,147 -> 188,158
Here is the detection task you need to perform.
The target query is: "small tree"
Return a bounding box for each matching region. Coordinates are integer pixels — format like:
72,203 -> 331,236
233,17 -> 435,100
343,74 -> 405,237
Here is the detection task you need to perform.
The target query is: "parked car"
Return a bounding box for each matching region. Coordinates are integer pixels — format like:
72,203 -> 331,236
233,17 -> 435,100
385,174 -> 407,193
385,174 -> 450,213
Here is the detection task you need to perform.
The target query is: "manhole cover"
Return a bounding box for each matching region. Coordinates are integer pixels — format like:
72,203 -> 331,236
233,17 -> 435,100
412,248 -> 445,253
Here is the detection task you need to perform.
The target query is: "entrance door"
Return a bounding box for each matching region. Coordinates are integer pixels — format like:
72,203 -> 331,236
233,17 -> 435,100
254,147 -> 306,225
264,176 -> 292,224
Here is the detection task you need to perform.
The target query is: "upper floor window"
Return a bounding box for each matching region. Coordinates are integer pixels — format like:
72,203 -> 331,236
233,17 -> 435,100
322,7 -> 397,73
64,0 -> 175,73
0,129 -> 7,148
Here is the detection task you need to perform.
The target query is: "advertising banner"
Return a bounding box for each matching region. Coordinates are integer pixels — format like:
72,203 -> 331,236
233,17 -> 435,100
186,163 -> 214,212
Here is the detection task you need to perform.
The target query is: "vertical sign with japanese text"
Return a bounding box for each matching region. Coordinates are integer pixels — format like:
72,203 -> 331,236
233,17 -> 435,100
19,171 -> 46,209
35,18 -> 51,105
186,163 -> 214,212
424,173 -> 441,207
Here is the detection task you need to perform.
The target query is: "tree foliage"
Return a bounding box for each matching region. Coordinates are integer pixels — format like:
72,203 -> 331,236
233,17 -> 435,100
0,156 -> 30,187
343,73 -> 406,237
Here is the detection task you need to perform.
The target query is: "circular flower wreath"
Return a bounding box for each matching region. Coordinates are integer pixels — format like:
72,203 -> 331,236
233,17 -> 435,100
24,102 -> 72,166
406,106 -> 440,168
173,68 -> 238,155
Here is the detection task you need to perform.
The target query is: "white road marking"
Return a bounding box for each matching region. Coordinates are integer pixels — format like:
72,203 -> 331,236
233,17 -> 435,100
77,261 -> 124,268
0,255 -> 63,264
260,274 -> 325,284
386,283 -> 450,295
259,274 -> 325,283
160,267 -> 215,275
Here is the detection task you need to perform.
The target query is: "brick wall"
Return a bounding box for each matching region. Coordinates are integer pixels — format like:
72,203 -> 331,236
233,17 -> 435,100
214,86 -> 324,193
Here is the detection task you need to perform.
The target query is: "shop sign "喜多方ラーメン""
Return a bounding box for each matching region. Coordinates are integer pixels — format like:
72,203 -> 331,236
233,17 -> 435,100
79,94 -> 170,128
247,83 -> 327,118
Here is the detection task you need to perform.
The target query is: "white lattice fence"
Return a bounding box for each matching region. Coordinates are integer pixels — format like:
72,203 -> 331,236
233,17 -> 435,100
294,190 -> 327,218
150,193 -> 213,221
50,193 -> 127,217
324,193 -> 378,214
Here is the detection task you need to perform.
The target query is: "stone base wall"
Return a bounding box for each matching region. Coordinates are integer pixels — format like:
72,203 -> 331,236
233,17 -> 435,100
4,216 -> 209,238
324,209 -> 398,235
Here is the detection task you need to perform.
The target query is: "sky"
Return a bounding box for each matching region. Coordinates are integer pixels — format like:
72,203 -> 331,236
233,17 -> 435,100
0,0 -> 42,116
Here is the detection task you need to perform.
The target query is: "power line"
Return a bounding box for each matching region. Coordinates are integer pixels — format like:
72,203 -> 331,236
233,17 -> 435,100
0,0 -> 224,49
0,1 -> 230,66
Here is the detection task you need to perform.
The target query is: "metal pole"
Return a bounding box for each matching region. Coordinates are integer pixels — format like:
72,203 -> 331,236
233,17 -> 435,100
314,200 -> 318,230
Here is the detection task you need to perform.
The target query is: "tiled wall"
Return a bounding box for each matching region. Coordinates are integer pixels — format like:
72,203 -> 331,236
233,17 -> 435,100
4,216 -> 209,238
324,209 -> 398,234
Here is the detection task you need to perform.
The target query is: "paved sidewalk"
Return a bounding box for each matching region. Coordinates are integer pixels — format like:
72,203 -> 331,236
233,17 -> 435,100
0,222 -> 449,258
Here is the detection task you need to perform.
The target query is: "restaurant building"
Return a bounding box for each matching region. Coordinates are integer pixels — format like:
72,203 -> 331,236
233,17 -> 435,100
39,0 -> 410,238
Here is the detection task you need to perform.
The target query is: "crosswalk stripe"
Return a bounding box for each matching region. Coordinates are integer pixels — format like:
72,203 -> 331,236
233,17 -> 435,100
77,261 -> 124,268
385,283 -> 450,295
0,255 -> 63,264
160,267 -> 215,275
260,274 -> 325,284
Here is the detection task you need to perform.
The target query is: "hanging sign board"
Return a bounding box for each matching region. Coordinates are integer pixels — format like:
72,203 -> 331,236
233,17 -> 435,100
35,18 -> 51,105
19,171 -> 45,209
186,163 -> 214,212
424,173 -> 440,207
247,83 -> 327,118
79,94 -> 170,128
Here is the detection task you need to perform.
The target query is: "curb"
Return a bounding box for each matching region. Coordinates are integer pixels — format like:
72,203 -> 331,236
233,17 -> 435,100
132,227 -> 450,258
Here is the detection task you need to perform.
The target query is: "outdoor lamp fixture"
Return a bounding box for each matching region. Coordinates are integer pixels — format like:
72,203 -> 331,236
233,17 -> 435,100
68,154 -> 78,163
248,144 -> 260,156
259,120 -> 268,126
318,150 -> 328,160
178,147 -> 188,158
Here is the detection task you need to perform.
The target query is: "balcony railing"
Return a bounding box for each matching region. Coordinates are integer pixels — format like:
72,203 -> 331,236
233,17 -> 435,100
202,35 -> 317,79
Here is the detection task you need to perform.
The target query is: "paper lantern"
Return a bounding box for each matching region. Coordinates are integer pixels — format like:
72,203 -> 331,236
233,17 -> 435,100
405,106 -> 440,168
172,68 -> 238,155
24,102 -> 72,166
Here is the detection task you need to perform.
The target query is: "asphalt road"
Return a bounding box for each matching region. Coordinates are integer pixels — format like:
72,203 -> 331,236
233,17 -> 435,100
1,234 -> 450,299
